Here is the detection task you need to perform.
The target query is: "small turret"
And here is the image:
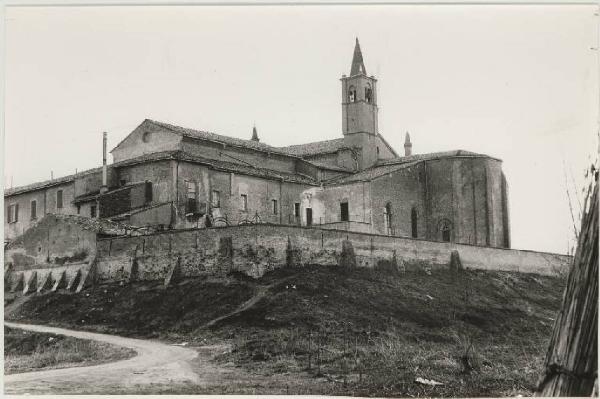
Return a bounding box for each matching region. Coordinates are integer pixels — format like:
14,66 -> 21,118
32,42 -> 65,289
404,132 -> 412,156
251,125 -> 260,142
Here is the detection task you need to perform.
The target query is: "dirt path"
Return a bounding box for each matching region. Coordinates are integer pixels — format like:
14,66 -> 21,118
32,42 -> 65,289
4,322 -> 206,395
197,275 -> 297,331
199,285 -> 271,330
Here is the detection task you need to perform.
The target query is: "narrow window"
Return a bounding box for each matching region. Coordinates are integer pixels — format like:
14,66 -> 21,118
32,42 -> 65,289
294,202 -> 300,217
77,205 -> 81,214
185,181 -> 197,214
30,200 -> 37,220
56,189 -> 63,209
14,204 -> 19,223
383,202 -> 392,235
90,205 -> 97,218
439,219 -> 452,242
240,194 -> 248,211
211,190 -> 221,208
340,201 -> 349,222
365,83 -> 373,103
272,199 -> 278,215
145,181 -> 153,204
411,207 -> 418,238
306,208 -> 313,226
376,147 -> 380,158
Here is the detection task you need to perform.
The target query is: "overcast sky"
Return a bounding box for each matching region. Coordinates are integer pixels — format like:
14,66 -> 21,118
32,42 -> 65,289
4,4 -> 598,254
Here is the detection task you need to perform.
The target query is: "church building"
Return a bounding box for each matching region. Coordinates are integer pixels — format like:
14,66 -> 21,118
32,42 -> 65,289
4,39 -> 511,248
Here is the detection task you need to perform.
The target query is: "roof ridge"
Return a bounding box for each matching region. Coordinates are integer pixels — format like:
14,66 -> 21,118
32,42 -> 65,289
278,137 -> 345,149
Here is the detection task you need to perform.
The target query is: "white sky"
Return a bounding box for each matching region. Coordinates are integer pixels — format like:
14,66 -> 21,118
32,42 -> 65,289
4,4 -> 598,254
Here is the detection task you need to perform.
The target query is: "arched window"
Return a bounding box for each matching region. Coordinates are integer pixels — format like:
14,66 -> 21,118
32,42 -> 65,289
383,202 -> 393,236
438,219 -> 452,242
411,207 -> 418,238
348,86 -> 356,103
365,83 -> 373,103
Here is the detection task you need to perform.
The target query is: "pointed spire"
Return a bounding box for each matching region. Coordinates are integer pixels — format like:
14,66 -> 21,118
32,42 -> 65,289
404,132 -> 412,156
251,125 -> 260,142
350,37 -> 367,76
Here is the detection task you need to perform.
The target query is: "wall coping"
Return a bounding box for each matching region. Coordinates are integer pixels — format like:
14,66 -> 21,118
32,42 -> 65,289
96,223 -> 571,259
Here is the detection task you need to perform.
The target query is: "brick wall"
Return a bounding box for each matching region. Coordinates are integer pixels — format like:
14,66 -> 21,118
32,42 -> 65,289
93,224 -> 571,284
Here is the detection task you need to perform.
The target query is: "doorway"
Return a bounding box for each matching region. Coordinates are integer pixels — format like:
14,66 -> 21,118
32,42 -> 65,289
306,208 -> 313,226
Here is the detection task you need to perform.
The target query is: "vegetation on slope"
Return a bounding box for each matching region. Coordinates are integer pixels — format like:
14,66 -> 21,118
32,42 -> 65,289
4,326 -> 135,374
6,266 -> 564,396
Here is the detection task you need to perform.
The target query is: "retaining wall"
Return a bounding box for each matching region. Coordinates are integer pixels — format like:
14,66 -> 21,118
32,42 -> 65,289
94,224 -> 571,282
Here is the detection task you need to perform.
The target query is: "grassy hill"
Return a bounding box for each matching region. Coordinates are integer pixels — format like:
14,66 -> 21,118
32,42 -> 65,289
6,265 -> 564,396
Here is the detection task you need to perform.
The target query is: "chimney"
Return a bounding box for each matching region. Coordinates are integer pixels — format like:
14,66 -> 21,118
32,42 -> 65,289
100,132 -> 108,194
404,132 -> 412,156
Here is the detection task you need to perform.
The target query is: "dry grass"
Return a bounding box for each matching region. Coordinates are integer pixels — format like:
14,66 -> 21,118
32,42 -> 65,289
7,266 -> 564,396
4,327 -> 136,374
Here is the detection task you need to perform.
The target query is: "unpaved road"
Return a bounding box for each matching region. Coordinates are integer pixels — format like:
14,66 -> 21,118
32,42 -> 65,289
4,322 -> 205,394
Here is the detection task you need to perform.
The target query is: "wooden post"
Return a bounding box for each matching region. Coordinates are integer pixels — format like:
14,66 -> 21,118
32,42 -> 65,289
536,177 -> 598,396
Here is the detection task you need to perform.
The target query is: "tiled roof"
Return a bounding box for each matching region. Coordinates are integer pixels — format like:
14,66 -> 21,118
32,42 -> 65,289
376,150 -> 494,166
5,147 -> 320,198
176,151 -> 318,185
147,120 -> 294,157
326,149 -> 498,186
4,167 -> 103,197
325,162 -> 420,185
278,138 -> 346,156
302,159 -> 354,173
112,150 -> 319,185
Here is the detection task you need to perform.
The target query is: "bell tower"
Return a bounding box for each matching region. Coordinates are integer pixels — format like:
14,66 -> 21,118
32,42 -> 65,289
341,38 -> 380,169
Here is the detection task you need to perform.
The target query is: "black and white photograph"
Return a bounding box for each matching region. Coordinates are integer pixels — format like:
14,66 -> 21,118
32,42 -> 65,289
2,1 -> 598,396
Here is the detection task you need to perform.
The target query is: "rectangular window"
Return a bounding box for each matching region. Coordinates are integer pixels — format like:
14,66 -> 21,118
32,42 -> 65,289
144,181 -> 153,204
294,202 -> 300,217
240,194 -> 248,211
185,181 -> 197,214
211,190 -> 220,208
77,205 -> 81,215
306,208 -> 312,226
340,202 -> 349,222
90,205 -> 97,218
30,200 -> 37,220
56,190 -> 62,209
272,199 -> 278,215
7,203 -> 18,223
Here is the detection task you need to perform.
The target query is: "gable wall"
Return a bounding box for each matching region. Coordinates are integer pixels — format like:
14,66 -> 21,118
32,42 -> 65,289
111,122 -> 182,163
